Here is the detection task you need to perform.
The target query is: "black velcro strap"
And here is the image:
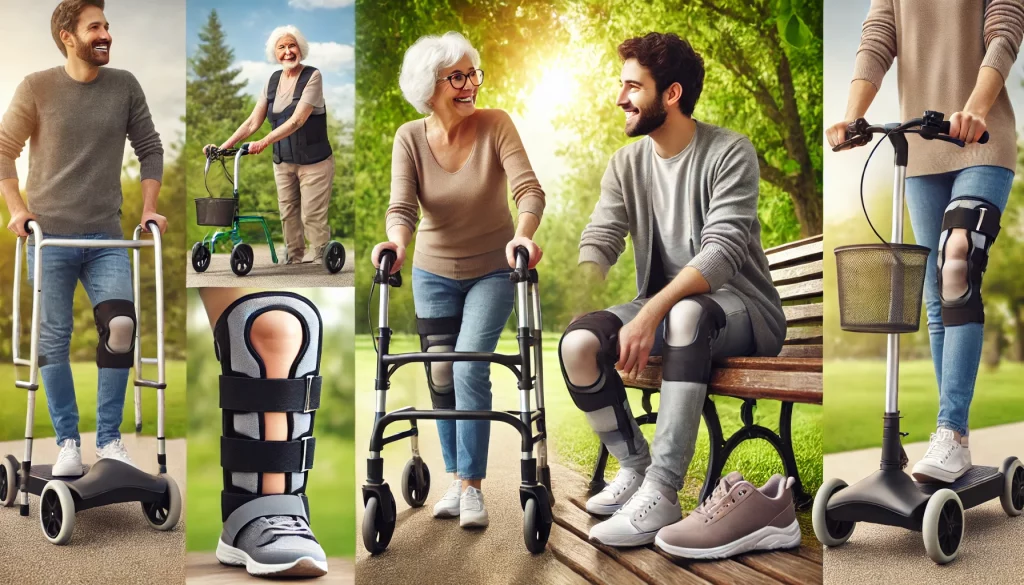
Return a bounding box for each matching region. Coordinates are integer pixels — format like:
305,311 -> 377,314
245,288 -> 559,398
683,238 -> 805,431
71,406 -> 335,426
562,310 -> 624,363
417,316 -> 462,336
220,376 -> 321,413
221,436 -> 315,473
941,204 -> 1001,239
222,491 -> 309,523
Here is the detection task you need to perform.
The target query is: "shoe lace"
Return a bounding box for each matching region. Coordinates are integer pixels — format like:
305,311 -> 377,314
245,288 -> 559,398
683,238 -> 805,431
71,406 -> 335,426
57,440 -> 77,462
463,489 -> 483,511
265,516 -> 315,540
694,479 -> 746,521
604,469 -> 636,497
924,433 -> 957,463
620,487 -> 660,519
443,480 -> 462,500
103,439 -> 130,459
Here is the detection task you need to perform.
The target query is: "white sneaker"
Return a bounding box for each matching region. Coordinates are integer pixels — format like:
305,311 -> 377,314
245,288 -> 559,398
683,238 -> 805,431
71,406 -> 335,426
460,486 -> 489,528
96,438 -> 136,469
52,439 -> 83,477
589,480 -> 682,547
433,480 -> 461,518
912,428 -> 971,483
587,468 -> 644,515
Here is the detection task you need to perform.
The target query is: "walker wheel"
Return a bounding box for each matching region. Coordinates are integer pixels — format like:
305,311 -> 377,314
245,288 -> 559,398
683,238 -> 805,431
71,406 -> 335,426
1000,457 -> 1024,517
40,480 -> 76,545
323,241 -> 345,274
812,478 -> 855,547
191,241 -> 211,273
230,243 -> 254,276
1,458 -> 16,507
142,475 -> 182,530
362,494 -> 397,555
400,458 -> 430,508
522,497 -> 551,553
923,489 -> 963,564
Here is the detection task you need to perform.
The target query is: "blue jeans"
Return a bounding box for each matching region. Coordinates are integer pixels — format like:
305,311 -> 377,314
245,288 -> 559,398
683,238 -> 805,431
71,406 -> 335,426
412,267 -> 515,480
905,165 -> 1014,436
27,234 -> 134,448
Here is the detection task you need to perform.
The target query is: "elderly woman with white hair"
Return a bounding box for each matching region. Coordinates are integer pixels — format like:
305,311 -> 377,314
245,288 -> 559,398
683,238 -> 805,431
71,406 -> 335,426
370,31 -> 545,528
206,24 -> 335,266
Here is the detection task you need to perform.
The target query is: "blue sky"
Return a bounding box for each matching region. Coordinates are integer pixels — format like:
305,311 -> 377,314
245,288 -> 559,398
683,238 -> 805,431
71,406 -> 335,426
187,0 -> 354,121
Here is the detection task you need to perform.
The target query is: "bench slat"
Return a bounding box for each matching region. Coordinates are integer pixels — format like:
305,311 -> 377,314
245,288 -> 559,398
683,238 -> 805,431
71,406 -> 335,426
764,234 -> 822,255
717,357 -> 821,372
785,326 -> 823,344
778,344 -> 822,358
766,239 -> 823,270
710,369 -> 823,404
770,260 -> 823,286
776,279 -> 823,301
783,303 -> 823,325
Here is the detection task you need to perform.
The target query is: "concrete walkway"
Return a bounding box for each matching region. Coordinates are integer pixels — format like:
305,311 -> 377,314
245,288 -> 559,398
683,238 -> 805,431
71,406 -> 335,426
0,432 -> 185,584
822,421 -> 1024,583
186,243 -> 354,288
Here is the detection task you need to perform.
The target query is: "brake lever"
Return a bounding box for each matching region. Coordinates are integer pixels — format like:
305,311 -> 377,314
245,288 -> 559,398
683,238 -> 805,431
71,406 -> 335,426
832,134 -> 871,152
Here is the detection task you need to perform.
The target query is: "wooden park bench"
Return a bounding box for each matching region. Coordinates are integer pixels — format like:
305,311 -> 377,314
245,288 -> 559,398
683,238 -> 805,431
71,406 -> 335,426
589,235 -> 824,509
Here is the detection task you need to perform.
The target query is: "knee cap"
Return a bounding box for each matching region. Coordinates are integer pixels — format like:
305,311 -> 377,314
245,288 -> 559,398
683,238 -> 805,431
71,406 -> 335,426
94,299 -> 136,368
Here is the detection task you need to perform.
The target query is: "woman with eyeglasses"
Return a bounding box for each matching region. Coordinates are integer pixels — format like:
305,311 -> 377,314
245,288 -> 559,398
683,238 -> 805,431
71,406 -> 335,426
371,31 -> 545,529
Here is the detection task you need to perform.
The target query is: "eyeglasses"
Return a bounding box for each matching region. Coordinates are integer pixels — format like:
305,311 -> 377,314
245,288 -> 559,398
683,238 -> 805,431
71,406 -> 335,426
437,69 -> 485,90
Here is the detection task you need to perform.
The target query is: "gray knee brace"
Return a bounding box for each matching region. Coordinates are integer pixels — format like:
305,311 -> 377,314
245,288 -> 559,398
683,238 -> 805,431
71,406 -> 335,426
559,311 -> 637,451
662,295 -> 726,383
94,299 -> 136,368
938,197 -> 1001,326
417,316 -> 459,409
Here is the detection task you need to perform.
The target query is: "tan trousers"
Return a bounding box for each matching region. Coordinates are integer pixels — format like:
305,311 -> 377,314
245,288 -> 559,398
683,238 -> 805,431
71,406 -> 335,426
273,155 -> 334,262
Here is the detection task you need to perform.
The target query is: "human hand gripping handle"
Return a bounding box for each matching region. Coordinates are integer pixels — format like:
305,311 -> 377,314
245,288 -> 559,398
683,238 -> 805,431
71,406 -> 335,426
7,209 -> 38,238
510,245 -> 532,283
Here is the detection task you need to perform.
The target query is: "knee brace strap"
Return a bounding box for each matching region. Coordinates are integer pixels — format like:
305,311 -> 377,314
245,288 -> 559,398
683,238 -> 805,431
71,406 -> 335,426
94,299 -> 136,368
417,316 -> 460,409
662,295 -> 726,384
938,197 -> 1001,326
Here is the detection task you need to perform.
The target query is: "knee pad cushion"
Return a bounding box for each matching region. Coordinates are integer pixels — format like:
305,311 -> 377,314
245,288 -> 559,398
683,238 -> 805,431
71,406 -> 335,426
662,295 -> 726,384
938,197 -> 1001,326
94,299 -> 136,368
417,316 -> 460,409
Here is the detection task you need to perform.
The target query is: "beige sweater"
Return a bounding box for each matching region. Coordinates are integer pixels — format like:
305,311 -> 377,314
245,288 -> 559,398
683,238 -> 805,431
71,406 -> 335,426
386,109 -> 545,279
853,0 -> 1024,176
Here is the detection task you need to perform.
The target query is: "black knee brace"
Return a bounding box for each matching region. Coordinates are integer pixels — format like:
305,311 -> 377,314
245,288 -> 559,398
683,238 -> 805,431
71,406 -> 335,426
559,311 -> 637,451
214,292 -> 322,522
417,316 -> 459,409
938,197 -> 1001,326
94,299 -> 136,368
662,295 -> 727,383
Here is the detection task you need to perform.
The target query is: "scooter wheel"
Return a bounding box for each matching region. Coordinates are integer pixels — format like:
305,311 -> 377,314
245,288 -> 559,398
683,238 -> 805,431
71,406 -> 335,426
923,489 -> 963,564
400,458 -> 430,508
1,458 -> 16,507
522,497 -> 551,554
40,480 -> 75,545
230,243 -> 254,276
812,478 -> 855,547
191,242 -> 211,273
143,475 -> 182,531
323,241 -> 345,274
1000,457 -> 1023,517
362,494 -> 396,555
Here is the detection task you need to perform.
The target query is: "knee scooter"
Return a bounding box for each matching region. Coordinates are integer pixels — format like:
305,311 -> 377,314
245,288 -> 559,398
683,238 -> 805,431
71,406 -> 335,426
813,111 -> 1023,564
361,247 -> 553,554
0,220 -> 182,545
190,144 -> 346,276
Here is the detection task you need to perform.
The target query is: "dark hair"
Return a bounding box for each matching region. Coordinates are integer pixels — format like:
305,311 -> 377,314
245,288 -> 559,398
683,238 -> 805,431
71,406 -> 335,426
618,32 -> 704,116
51,0 -> 105,57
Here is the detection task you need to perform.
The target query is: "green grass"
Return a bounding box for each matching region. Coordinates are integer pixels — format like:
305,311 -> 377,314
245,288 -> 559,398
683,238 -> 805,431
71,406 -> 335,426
824,359 -> 1024,454
0,361 -> 187,442
356,335 -> 823,512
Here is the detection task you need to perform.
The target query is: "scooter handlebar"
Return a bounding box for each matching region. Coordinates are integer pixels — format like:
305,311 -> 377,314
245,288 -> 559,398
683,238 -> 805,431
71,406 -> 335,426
938,121 -> 989,144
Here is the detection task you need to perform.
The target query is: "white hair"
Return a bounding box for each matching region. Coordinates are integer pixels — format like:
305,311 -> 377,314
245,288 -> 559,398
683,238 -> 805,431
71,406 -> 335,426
399,32 -> 480,115
265,25 -> 310,64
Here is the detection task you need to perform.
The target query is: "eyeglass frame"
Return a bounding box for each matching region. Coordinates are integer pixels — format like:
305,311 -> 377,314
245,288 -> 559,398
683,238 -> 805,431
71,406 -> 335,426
436,68 -> 485,90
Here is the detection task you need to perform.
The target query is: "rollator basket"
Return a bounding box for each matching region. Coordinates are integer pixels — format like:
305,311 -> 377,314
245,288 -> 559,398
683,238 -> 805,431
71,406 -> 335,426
834,242 -> 929,334
194,197 -> 237,227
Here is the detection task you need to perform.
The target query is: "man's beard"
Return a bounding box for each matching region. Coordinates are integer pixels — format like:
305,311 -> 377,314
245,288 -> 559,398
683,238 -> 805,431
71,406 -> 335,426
74,34 -> 109,66
626,96 -> 668,137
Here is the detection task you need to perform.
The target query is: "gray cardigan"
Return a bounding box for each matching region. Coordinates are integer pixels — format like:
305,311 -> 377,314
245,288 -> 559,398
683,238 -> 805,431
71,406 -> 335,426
579,120 -> 787,357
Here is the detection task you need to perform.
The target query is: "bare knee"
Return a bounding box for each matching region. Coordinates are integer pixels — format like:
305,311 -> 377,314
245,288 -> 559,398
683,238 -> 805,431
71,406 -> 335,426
560,329 -> 602,387
249,310 -> 303,377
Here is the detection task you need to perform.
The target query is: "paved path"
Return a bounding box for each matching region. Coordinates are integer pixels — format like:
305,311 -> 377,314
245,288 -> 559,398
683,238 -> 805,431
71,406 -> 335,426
187,553 -> 353,583
0,432 -> 185,584
186,243 -> 354,288
823,421 -> 1024,584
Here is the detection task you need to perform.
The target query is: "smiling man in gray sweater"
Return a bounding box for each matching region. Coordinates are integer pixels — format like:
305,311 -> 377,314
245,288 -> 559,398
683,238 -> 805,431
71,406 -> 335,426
558,33 -> 786,548
0,0 -> 167,476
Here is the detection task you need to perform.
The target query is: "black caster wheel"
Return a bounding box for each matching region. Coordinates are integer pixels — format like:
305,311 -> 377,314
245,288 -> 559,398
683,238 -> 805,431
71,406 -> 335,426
400,458 -> 430,508
1000,457 -> 1023,517
191,241 -> 211,273
522,497 -> 551,553
142,475 -> 182,531
812,478 -> 855,546
40,480 -> 75,545
230,243 -> 254,276
0,457 -> 16,507
323,241 -> 345,274
362,494 -> 397,555
923,489 -> 963,564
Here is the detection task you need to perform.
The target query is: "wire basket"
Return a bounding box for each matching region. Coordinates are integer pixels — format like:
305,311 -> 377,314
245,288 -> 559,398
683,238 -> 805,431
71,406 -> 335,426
835,243 -> 930,334
195,198 -> 237,227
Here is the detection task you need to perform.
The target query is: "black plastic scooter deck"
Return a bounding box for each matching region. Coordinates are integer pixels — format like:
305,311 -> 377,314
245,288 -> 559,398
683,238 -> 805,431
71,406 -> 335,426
22,458 -> 168,511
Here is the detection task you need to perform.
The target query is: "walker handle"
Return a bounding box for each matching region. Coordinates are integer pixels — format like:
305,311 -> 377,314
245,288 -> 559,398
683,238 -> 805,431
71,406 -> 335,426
374,249 -> 402,287
510,246 -> 530,283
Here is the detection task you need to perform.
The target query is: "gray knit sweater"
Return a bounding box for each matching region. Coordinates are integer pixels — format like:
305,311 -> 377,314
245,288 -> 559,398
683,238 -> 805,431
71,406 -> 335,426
579,120 -> 786,357
0,67 -> 163,237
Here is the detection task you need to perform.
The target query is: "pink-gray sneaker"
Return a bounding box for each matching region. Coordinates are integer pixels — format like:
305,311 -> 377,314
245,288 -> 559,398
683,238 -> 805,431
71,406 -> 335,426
654,472 -> 801,560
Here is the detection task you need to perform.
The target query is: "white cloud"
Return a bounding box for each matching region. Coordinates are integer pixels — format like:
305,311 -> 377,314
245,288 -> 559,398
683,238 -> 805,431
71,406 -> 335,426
235,60 -> 280,98
307,42 -> 354,72
325,83 -> 355,122
288,0 -> 355,9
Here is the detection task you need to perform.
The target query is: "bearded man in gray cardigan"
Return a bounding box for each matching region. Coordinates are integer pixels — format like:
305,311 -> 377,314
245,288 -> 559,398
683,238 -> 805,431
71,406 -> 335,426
558,33 -> 786,547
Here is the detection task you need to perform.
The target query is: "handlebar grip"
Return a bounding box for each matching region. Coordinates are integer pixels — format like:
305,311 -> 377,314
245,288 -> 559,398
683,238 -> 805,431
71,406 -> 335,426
510,245 -> 530,282
240,143 -> 250,155
939,121 -> 989,144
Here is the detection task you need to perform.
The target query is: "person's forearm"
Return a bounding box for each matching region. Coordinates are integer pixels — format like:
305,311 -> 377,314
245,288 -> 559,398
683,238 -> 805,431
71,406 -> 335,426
844,79 -> 879,120
141,178 -> 161,213
515,211 -> 540,239
1,177 -> 27,215
641,266 -> 711,322
386,224 -> 413,249
964,67 -> 1005,117
223,117 -> 260,148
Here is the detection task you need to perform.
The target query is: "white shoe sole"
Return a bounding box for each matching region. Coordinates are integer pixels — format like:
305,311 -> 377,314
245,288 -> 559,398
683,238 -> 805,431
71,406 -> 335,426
655,519 -> 802,560
586,500 -> 624,516
912,462 -> 970,484
216,540 -> 328,577
51,463 -> 84,477
460,513 -> 489,528
589,528 -> 661,547
433,503 -> 460,518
